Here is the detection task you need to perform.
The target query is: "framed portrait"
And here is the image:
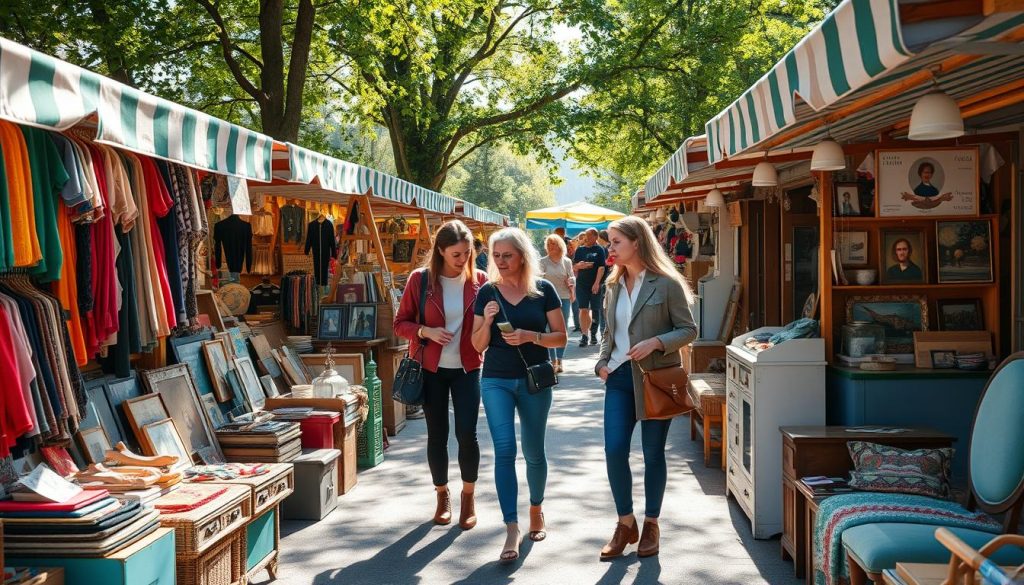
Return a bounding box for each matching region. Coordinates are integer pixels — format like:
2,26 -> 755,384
215,332 -> 236,359
936,298 -> 984,331
234,356 -> 266,411
124,394 -> 170,453
833,183 -> 861,217
337,283 -> 366,304
171,338 -> 217,400
142,364 -> 224,464
301,353 -> 365,384
392,239 -> 416,263
318,304 -> 347,340
879,229 -> 928,284
200,393 -> 227,429
876,147 -> 979,217
936,220 -> 993,283
846,295 -> 928,355
345,304 -> 378,340
930,350 -> 956,369
141,419 -> 192,470
202,339 -> 233,402
836,231 -> 868,267
77,427 -> 111,464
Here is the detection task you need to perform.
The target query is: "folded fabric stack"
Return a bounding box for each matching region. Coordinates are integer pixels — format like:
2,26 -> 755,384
0,490 -> 160,557
184,463 -> 271,482
217,421 -> 302,463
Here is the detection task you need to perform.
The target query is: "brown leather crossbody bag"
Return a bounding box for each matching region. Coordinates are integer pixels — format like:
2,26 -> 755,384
636,362 -> 693,420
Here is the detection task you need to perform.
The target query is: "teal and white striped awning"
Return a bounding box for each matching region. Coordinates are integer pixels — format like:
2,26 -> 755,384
458,201 -> 509,227
0,37 -> 274,182
642,135 -> 709,203
705,0 -> 1024,163
283,144 -> 457,215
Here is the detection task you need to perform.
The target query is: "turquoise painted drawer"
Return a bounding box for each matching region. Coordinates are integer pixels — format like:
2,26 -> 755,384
246,508 -> 276,571
6,527 -> 175,585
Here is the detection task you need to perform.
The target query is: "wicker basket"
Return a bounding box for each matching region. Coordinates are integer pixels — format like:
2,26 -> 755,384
176,526 -> 243,585
156,484 -> 251,556
186,464 -> 295,517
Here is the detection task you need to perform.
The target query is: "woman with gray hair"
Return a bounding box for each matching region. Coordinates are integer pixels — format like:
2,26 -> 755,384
539,234 -> 575,372
472,227 -> 567,562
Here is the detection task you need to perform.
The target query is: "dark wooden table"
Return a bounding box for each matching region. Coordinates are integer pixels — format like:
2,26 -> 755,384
779,426 -> 956,580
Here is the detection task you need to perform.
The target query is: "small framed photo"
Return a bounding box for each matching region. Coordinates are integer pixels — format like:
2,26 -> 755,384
337,283 -> 366,304
200,393 -> 227,430
930,349 -> 957,369
141,419 -> 192,470
260,375 -> 280,398
318,304 -> 347,340
202,339 -> 233,402
834,183 -> 861,217
124,394 -> 171,453
345,304 -> 377,340
77,427 -> 112,464
879,228 -> 928,284
234,356 -> 266,411
936,298 -> 984,331
301,353 -> 365,385
836,231 -> 868,266
936,220 -> 993,283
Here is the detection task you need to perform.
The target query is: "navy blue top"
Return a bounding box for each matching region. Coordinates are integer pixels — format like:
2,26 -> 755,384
573,245 -> 607,287
475,280 -> 561,378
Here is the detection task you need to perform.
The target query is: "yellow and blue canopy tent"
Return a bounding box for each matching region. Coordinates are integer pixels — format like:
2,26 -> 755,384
524,201 -> 625,235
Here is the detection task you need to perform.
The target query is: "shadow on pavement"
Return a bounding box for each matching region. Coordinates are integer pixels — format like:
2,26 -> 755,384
310,521 -> 460,584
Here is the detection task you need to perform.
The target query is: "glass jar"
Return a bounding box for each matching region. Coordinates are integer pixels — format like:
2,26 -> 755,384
841,321 -> 885,358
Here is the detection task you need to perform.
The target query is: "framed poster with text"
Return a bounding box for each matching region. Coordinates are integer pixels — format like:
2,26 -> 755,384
876,147 -> 979,217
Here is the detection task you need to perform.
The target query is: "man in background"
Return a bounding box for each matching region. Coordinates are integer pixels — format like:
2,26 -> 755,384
595,229 -> 612,342
474,238 -> 489,271
573,227 -> 606,347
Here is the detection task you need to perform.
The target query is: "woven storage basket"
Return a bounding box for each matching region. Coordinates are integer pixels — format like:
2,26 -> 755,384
176,527 -> 243,585
157,484 -> 251,556
186,464 -> 295,517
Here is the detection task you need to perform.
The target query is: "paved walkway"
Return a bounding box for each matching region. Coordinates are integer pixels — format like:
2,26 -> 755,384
257,337 -> 802,585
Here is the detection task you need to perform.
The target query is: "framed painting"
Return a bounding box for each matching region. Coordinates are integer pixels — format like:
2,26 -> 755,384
936,220 -> 993,283
141,364 -> 224,464
833,183 -> 862,217
835,231 -> 868,267
336,283 -> 366,304
234,356 -> 266,411
225,369 -> 250,414
77,427 -> 111,464
879,228 -> 928,284
846,295 -> 928,355
84,378 -> 125,447
169,330 -> 215,363
876,147 -> 979,217
260,375 -> 280,398
104,373 -> 143,451
345,304 -> 377,340
200,393 -> 227,430
215,332 -> 236,359
936,298 -> 984,331
318,304 -> 347,340
170,337 -> 217,400
123,393 -> 170,453
202,339 -> 233,402
141,419 -> 192,470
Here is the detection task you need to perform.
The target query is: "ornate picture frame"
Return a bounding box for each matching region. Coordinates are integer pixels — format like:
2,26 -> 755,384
141,364 -> 223,464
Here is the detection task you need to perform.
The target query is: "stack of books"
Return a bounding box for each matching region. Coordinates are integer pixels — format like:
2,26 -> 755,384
800,476 -> 853,495
337,391 -> 363,427
270,407 -> 315,421
217,421 -> 302,463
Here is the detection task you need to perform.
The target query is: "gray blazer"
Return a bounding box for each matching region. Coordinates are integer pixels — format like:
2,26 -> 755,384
595,272 -> 698,421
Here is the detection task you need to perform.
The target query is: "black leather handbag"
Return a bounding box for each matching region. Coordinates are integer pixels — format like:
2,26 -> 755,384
495,285 -> 557,394
392,270 -> 428,406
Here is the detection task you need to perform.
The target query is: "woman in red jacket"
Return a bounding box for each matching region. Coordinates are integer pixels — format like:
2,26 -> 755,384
394,220 -> 488,530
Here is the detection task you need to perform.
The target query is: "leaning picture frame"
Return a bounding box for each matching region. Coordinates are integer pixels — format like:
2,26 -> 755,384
199,393 -> 227,430
202,339 -> 233,403
345,304 -> 378,340
77,427 -> 112,465
141,419 -> 192,471
234,356 -> 267,411
141,364 -> 224,464
123,393 -> 171,454
300,353 -> 365,385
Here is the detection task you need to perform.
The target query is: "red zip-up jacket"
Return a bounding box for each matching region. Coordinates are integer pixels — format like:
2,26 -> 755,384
393,268 -> 488,373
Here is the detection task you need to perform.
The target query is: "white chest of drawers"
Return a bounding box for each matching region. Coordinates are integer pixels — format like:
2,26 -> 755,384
725,327 -> 826,539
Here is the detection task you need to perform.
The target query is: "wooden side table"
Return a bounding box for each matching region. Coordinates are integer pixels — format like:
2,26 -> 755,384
779,426 -> 955,579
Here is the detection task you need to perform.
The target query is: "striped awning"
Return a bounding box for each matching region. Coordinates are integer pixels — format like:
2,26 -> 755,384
643,135 -> 709,203
458,201 -> 509,227
0,37 -> 274,182
283,144 -> 457,215
705,0 -> 1024,164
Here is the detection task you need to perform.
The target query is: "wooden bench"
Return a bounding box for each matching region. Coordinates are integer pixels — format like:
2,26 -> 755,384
687,373 -> 726,468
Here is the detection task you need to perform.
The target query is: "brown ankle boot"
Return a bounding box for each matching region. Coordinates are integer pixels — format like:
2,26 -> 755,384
433,489 -> 452,525
599,519 -> 639,560
459,492 -> 476,530
637,521 -> 660,557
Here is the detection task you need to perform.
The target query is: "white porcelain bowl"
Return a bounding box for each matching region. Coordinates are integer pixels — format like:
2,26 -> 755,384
846,269 -> 877,286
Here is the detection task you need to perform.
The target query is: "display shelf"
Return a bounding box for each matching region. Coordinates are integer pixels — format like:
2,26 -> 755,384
831,214 -> 999,223
831,283 -> 994,292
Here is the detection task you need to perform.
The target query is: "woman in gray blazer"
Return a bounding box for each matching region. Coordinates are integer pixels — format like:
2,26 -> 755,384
594,216 -> 697,560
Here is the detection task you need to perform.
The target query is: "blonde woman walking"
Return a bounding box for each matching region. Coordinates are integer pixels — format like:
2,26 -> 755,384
539,234 -> 574,372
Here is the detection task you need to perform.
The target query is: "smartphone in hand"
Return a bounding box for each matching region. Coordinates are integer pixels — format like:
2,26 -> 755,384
497,322 -> 514,333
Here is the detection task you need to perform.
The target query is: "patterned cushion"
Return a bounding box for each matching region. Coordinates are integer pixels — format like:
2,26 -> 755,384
847,441 -> 954,499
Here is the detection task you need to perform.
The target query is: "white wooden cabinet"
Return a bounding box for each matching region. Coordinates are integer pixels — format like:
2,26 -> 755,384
725,327 -> 826,539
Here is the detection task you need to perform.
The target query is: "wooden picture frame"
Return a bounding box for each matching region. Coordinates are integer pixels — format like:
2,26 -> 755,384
215,332 -> 236,359
260,375 -> 280,398
200,393 -> 227,430
104,373 -> 143,451
936,220 -> 993,283
202,339 -> 233,403
936,298 -> 984,331
836,231 -> 868,267
141,364 -> 224,464
81,377 -> 126,447
833,183 -> 862,217
336,283 -> 366,304
123,394 -> 171,454
77,427 -> 111,464
318,304 -> 347,340
195,290 -> 226,332
225,369 -> 250,414
879,228 -> 928,285
846,295 -> 928,355
169,330 -> 215,363
233,356 -> 266,411
141,419 -> 192,471
273,348 -> 304,387
345,304 -> 377,340
169,336 -> 217,401
913,331 -> 992,368
876,147 -> 980,217
300,353 -> 365,384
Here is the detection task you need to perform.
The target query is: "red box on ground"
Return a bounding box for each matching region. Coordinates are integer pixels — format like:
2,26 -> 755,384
300,412 -> 341,449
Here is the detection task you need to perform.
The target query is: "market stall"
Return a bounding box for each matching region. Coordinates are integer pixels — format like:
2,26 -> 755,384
525,201 -> 625,235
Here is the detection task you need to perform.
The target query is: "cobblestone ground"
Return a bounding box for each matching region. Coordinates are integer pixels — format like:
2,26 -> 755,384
256,336 -> 802,585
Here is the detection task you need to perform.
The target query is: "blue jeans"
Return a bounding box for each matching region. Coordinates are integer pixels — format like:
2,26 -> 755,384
604,364 -> 672,518
571,298 -> 580,330
481,377 -> 552,523
549,299 -> 571,360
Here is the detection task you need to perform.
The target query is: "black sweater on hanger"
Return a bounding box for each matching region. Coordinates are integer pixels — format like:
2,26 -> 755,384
304,218 -> 338,285
213,215 -> 253,273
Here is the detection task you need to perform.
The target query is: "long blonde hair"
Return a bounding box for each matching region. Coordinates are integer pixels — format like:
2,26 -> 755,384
607,216 -> 694,304
543,234 -> 567,258
488,227 -> 542,297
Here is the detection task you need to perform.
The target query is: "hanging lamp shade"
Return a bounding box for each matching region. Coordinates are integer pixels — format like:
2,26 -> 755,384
908,91 -> 964,140
655,207 -> 667,222
810,139 -> 846,171
705,188 -> 725,208
752,161 -> 778,187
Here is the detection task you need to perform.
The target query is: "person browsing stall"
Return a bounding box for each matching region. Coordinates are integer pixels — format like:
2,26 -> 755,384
573,227 -> 607,347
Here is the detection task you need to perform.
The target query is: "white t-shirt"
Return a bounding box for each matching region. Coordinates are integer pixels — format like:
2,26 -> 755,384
438,273 -> 466,369
539,255 -> 574,299
607,271 -> 646,373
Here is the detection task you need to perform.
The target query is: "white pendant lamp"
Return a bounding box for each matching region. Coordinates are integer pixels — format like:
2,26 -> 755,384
908,90 -> 964,140
706,187 -> 725,208
810,138 -> 846,171
752,161 -> 778,187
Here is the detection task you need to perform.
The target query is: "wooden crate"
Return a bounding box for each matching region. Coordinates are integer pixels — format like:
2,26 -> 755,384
264,397 -> 359,494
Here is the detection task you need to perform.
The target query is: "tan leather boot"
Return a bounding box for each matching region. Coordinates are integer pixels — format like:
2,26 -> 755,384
458,491 -> 476,530
433,488 -> 452,525
637,521 -> 660,557
599,519 -> 639,560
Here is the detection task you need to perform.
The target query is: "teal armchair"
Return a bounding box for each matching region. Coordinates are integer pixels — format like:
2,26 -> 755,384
843,352 -> 1024,584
